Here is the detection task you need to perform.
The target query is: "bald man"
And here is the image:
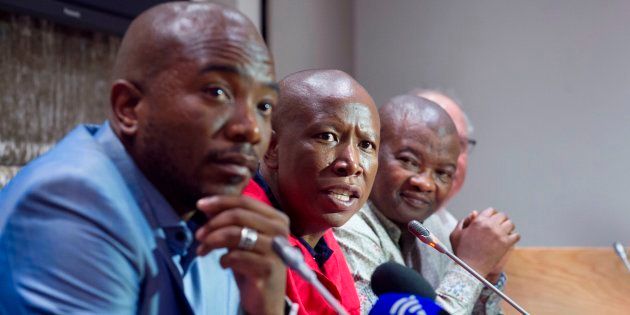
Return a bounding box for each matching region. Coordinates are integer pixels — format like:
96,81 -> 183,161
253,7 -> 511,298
410,89 -> 517,314
244,69 -> 380,314
0,2 -> 289,314
335,95 -> 519,315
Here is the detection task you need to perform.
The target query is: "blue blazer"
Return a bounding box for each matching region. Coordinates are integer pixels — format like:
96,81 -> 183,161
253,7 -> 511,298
0,124 -> 206,314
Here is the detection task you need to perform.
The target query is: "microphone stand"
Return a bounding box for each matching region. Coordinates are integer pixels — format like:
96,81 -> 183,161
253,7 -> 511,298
613,241 -> 630,272
440,247 -> 528,315
408,220 -> 529,315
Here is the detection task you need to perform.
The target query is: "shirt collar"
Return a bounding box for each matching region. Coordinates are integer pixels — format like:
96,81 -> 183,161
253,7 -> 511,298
297,236 -> 334,268
253,170 -> 282,210
253,170 -> 334,265
368,201 -> 403,244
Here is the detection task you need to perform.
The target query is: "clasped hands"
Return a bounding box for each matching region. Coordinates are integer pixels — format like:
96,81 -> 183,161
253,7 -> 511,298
450,207 -> 520,283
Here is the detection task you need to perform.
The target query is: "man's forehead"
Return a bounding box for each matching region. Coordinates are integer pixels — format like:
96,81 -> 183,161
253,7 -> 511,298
198,64 -> 278,91
392,131 -> 459,159
278,100 -> 377,137
308,100 -> 377,124
196,42 -> 271,67
388,120 -> 455,144
167,29 -> 274,81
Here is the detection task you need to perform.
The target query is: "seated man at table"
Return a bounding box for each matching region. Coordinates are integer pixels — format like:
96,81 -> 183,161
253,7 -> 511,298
409,89 -> 515,314
0,2 -> 288,314
244,69 -> 380,314
335,95 -> 519,314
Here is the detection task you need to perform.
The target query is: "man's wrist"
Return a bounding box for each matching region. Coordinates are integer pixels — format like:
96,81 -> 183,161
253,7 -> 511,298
486,272 -> 502,284
481,272 -> 507,299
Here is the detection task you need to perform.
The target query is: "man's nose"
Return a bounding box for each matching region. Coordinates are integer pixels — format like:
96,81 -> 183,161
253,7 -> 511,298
224,102 -> 261,144
409,171 -> 435,193
332,143 -> 362,177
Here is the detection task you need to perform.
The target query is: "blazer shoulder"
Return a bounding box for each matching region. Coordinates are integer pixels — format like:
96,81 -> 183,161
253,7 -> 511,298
1,129 -> 154,256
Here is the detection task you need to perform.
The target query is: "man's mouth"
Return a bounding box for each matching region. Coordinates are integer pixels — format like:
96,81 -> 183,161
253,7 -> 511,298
400,191 -> 432,208
213,153 -> 258,174
329,189 -> 353,202
320,184 -> 362,210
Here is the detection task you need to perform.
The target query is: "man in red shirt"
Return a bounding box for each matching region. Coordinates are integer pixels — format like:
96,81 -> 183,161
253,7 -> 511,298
243,69 -> 380,314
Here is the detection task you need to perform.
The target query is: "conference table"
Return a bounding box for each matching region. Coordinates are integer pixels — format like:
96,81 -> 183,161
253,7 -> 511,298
502,247 -> 630,314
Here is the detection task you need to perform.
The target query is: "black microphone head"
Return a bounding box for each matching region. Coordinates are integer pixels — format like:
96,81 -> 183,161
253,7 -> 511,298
370,261 -> 437,300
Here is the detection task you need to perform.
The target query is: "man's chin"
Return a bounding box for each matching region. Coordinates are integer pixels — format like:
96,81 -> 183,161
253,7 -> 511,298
412,209 -> 436,223
321,211 -> 356,228
396,206 -> 435,225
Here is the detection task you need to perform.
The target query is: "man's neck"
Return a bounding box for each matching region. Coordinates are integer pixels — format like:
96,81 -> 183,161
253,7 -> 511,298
299,231 -> 326,248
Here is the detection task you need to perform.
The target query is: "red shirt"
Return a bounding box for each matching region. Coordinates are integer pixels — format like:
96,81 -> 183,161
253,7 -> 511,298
243,179 -> 361,315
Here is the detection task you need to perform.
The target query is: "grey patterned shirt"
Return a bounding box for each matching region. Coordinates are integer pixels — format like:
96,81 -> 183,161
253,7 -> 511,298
334,202 -> 504,315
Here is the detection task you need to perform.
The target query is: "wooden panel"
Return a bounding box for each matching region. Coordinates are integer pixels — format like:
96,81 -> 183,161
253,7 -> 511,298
502,247 -> 630,314
0,12 -> 119,188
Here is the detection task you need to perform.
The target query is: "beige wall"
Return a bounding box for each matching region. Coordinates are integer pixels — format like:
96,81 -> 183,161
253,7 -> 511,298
267,0 -> 354,79
354,0 -> 630,246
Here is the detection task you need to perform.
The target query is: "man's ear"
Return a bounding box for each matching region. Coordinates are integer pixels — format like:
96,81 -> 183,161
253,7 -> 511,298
263,130 -> 279,170
110,79 -> 143,136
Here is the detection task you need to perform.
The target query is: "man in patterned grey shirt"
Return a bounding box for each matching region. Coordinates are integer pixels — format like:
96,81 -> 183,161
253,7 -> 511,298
335,94 -> 520,315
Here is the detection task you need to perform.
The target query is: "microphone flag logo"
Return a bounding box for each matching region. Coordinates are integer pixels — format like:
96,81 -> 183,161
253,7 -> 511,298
368,293 -> 445,315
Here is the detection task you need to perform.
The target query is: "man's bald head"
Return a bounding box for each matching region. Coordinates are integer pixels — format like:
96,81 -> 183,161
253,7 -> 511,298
273,69 -> 376,135
410,89 -> 473,136
370,94 -> 460,224
112,2 -> 270,88
380,94 -> 458,142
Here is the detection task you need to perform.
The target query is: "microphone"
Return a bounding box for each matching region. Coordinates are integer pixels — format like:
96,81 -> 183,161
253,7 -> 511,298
369,262 -> 446,315
613,241 -> 630,272
369,294 -> 445,315
405,220 -> 447,254
371,261 -> 436,299
408,220 -> 529,315
271,236 -> 349,315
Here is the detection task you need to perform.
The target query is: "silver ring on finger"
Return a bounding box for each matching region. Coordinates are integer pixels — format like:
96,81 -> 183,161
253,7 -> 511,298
238,227 -> 258,251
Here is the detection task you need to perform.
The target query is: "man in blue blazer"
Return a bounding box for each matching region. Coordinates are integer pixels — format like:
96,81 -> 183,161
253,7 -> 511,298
0,2 -> 289,314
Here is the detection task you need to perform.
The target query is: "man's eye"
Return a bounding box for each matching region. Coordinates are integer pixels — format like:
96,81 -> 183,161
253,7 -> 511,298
257,101 -> 273,114
203,86 -> 229,100
437,171 -> 452,182
359,140 -> 376,151
397,156 -> 418,167
316,132 -> 337,142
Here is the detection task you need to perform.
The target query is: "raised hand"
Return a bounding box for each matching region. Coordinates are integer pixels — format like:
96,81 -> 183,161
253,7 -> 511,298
450,207 -> 520,279
196,195 -> 290,315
